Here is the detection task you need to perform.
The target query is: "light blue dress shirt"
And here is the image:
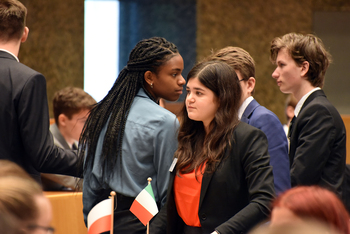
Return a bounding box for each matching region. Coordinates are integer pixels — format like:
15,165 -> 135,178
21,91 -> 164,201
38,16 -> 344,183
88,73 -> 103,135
83,88 -> 179,221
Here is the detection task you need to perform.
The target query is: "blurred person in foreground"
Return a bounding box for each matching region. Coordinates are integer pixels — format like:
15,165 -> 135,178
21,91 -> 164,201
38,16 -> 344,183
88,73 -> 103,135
0,176 -> 54,234
0,159 -> 33,179
250,220 -> 341,234
269,186 -> 350,234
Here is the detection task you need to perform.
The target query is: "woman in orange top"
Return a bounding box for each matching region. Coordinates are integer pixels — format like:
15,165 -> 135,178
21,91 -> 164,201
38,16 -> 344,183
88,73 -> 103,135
151,60 -> 275,234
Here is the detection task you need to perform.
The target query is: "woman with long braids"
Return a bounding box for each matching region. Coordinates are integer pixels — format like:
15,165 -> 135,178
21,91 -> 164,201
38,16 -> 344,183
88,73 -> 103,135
151,60 -> 275,234
78,37 -> 185,233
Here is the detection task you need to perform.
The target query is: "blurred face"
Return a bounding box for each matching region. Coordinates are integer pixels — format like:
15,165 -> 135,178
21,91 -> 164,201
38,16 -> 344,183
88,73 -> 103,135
270,206 -> 304,227
186,77 -> 219,132
62,108 -> 90,142
237,71 -> 248,103
236,70 -> 255,105
151,54 -> 185,102
25,195 -> 54,234
272,48 -> 304,96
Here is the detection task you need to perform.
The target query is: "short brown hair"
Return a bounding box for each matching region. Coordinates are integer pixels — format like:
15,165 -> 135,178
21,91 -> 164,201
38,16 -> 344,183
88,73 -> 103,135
207,46 -> 255,94
53,87 -> 96,126
208,46 -> 255,81
0,0 -> 27,42
270,33 -> 332,88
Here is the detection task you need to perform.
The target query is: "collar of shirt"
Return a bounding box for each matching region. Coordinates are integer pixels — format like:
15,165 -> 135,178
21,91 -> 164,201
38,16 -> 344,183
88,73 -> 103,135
238,96 -> 254,120
294,87 -> 321,117
0,49 -> 19,62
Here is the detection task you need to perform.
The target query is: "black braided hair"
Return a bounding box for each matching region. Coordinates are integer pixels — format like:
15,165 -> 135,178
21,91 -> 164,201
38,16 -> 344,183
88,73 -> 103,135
77,37 -> 179,180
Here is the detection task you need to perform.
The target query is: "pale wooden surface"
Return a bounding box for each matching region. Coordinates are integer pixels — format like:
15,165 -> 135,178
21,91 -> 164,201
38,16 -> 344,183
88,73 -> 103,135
44,191 -> 87,234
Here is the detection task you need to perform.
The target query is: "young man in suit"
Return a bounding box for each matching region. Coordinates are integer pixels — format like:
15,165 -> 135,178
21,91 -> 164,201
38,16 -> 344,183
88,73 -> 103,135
209,47 -> 291,195
270,32 -> 346,199
0,0 -> 78,182
41,87 -> 96,190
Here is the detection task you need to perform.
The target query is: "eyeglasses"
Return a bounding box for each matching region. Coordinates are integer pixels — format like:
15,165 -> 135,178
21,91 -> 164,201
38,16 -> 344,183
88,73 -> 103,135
239,79 -> 245,82
26,224 -> 55,233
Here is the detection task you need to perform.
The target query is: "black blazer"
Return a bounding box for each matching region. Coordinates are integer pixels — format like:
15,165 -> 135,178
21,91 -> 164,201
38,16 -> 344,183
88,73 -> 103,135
151,122 -> 275,234
289,90 -> 346,198
0,51 -> 78,182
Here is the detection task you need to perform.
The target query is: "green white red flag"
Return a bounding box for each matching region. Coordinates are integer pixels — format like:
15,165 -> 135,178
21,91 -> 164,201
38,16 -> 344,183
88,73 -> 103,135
130,183 -> 159,226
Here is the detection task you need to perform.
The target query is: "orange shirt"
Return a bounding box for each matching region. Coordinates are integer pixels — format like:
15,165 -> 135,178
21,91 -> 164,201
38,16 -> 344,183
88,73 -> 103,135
174,165 -> 205,227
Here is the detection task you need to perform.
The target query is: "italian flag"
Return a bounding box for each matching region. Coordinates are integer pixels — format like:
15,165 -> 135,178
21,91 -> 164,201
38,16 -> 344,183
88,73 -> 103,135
130,183 -> 159,226
87,198 -> 112,234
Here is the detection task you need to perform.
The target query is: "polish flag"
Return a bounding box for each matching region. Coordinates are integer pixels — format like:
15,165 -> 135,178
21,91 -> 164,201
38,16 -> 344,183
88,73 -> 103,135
130,183 -> 159,226
87,198 -> 112,234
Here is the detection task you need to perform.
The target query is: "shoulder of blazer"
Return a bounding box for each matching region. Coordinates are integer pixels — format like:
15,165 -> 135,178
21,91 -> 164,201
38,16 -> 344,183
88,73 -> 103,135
0,51 -> 42,77
242,99 -> 260,120
300,90 -> 326,113
232,121 -> 266,146
0,50 -> 17,60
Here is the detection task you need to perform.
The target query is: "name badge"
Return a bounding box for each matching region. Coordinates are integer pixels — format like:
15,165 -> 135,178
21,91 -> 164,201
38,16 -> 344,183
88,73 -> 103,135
169,158 -> 178,172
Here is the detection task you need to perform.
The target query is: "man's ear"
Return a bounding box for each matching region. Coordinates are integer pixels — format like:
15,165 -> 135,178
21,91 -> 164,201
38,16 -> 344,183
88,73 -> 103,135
21,27 -> 29,43
247,77 -> 256,93
301,61 -> 309,77
58,114 -> 67,127
144,71 -> 154,86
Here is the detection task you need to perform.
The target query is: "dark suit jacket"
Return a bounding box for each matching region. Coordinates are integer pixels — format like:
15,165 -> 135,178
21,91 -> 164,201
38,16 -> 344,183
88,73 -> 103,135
0,51 -> 78,182
241,99 -> 290,194
151,122 -> 275,234
343,164 -> 350,213
289,90 -> 346,198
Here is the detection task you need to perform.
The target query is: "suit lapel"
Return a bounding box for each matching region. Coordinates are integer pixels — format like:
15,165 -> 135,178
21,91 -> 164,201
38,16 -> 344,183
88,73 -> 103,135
198,171 -> 214,209
198,159 -> 224,209
292,90 -> 326,136
241,99 -> 260,124
289,90 -> 326,161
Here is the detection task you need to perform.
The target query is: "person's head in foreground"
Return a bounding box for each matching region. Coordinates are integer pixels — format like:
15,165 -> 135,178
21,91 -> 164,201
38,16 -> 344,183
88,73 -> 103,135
250,220 -> 342,234
0,159 -> 32,179
0,176 -> 53,234
270,186 -> 350,234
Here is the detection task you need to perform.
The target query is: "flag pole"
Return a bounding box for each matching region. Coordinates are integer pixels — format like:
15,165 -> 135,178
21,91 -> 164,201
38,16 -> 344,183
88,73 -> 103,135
110,191 -> 116,234
147,177 -> 152,234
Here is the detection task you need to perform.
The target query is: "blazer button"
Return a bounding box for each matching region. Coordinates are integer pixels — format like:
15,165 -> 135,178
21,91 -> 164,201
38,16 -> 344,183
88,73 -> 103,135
200,213 -> 207,220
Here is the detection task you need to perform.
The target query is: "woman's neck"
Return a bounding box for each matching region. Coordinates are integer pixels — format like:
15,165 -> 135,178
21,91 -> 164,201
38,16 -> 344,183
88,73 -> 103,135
142,86 -> 159,104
